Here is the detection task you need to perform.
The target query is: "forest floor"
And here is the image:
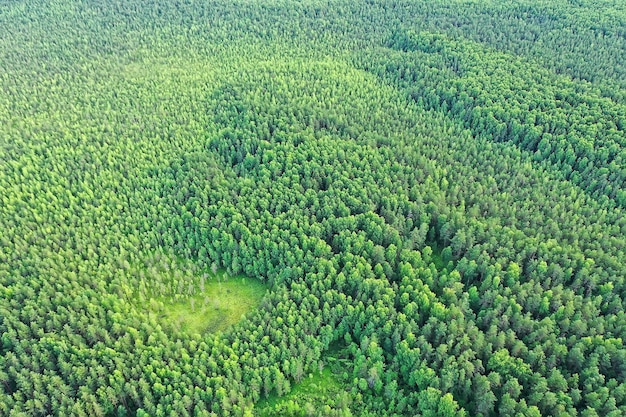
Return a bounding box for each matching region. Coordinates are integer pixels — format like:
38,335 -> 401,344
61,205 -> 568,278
255,342 -> 353,416
255,367 -> 343,416
152,275 -> 268,334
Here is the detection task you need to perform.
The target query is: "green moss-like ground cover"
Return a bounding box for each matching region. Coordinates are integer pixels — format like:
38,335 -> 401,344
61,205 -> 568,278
255,367 -> 350,417
255,343 -> 354,416
150,275 -> 267,334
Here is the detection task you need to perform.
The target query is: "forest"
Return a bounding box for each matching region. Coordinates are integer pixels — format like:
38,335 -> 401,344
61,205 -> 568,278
1,0 -> 626,416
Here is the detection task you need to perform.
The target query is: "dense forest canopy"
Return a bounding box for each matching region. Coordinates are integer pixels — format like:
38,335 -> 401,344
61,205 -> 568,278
1,0 -> 626,416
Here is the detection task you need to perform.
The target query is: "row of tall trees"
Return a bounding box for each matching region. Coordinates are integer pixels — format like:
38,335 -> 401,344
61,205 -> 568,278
359,30 -> 626,208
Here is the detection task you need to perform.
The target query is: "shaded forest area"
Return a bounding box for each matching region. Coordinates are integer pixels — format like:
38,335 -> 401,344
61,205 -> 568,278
1,0 -> 626,416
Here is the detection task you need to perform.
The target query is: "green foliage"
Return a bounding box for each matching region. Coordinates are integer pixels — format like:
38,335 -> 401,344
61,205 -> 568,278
1,1 -> 626,416
151,274 -> 268,335
255,366 -> 351,417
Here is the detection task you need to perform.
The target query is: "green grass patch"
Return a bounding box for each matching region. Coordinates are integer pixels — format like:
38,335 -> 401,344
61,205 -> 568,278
149,274 -> 268,334
255,342 -> 353,416
255,367 -> 351,417
423,241 -> 454,271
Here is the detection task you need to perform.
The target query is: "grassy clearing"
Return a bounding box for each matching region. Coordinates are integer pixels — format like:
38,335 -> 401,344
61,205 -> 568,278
423,241 -> 453,271
255,367 -> 349,417
149,274 -> 268,334
255,342 -> 353,416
